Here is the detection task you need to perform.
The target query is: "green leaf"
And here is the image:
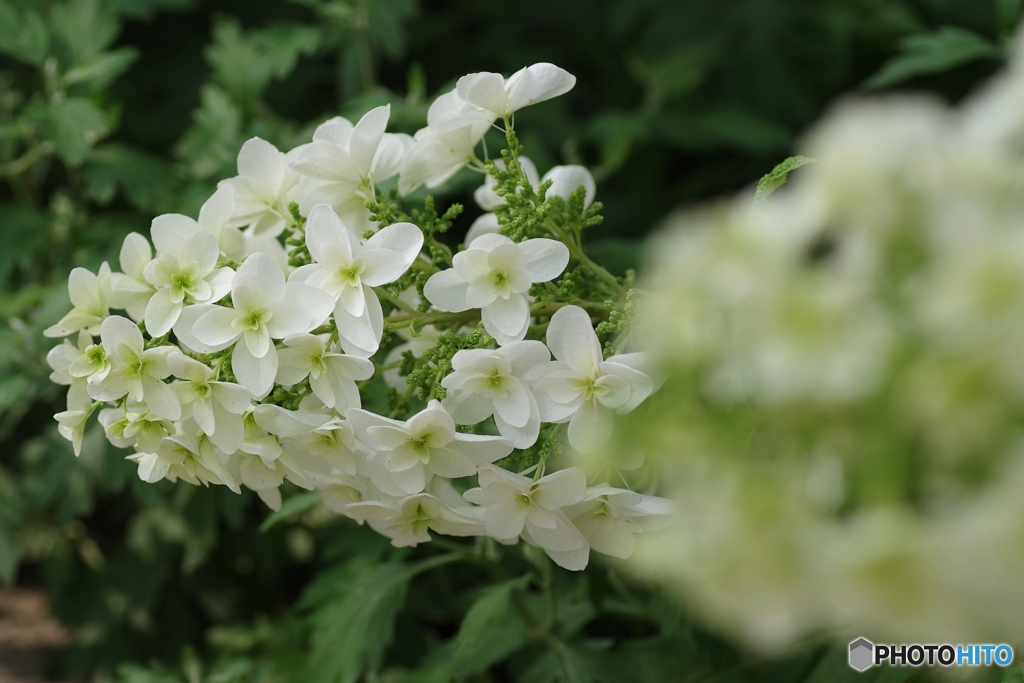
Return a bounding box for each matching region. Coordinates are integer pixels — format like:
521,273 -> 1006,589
301,555 -> 456,683
999,0 -> 1024,40
518,639 -> 649,683
863,27 -> 1004,91
803,646 -> 915,683
412,575 -> 532,680
0,203 -> 48,282
63,47 -> 139,91
24,97 -> 110,165
0,2 -> 50,66
84,144 -> 176,212
258,491 -> 321,532
755,155 -> 815,202
48,0 -> 120,64
205,20 -> 321,102
175,84 -> 244,179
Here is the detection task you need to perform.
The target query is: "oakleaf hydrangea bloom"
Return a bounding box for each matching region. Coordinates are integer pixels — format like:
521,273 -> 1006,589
174,253 -> 333,396
535,306 -> 653,454
398,89 -> 492,195
454,63 -> 576,123
441,341 -> 549,447
347,400 -> 513,495
44,262 -> 112,338
292,105 -> 410,230
169,354 -> 251,454
292,204 -> 423,356
346,490 -> 484,548
110,233 -> 156,322
142,211 -> 235,336
92,316 -> 180,420
220,137 -> 304,238
424,234 -> 569,345
42,59 -> 669,572
277,334 -> 374,410
465,465 -> 590,570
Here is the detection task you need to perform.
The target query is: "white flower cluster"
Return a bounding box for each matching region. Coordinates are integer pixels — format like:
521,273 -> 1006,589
43,63 -> 671,571
630,31 -> 1024,646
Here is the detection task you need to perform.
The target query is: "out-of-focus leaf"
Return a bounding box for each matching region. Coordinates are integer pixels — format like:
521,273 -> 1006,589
411,575 -> 531,681
48,0 -> 120,64
755,155 -> 816,201
175,84 -> 243,179
63,47 -> 140,91
999,0 -> 1024,39
0,2 -> 49,66
803,646 -> 915,683
863,27 -> 1004,90
517,639 -> 649,683
84,144 -> 176,213
258,492 -> 321,533
104,0 -> 195,21
205,20 -> 322,103
0,203 -> 48,281
302,555 -> 454,683
23,98 -> 110,165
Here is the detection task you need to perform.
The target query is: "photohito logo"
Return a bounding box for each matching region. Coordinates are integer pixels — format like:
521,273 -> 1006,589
848,638 -> 1013,671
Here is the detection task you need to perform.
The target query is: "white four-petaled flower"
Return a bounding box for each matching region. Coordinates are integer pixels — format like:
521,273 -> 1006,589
424,234 -> 569,345
347,400 -> 513,495
441,341 -> 549,448
174,253 -> 333,396
534,305 -> 654,454
291,204 -> 423,356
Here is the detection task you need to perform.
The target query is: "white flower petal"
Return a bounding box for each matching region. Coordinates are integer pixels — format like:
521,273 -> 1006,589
237,137 -> 285,194
232,339 -> 279,396
519,238 -> 570,282
567,400 -> 613,455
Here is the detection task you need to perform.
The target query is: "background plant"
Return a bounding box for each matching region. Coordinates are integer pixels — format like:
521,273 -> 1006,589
1,1 -> 1021,682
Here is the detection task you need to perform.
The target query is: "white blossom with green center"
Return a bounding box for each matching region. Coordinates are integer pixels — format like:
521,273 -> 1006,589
90,315 -> 180,420
534,305 -> 654,455
441,340 -> 549,448
277,333 -> 374,410
174,252 -> 333,397
141,210 -> 235,336
424,234 -> 570,345
44,262 -> 112,338
290,203 -> 423,357
347,400 -> 512,495
464,465 -> 589,570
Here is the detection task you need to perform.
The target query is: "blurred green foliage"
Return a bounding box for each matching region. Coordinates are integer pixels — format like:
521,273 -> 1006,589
0,0 -> 1019,681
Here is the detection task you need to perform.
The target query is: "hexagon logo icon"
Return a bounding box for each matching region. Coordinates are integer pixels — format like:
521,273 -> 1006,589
849,638 -> 874,672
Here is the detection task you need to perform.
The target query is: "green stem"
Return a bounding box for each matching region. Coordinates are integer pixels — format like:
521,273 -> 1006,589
375,287 -> 417,314
0,142 -> 53,178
